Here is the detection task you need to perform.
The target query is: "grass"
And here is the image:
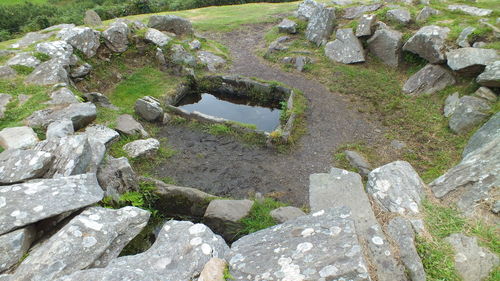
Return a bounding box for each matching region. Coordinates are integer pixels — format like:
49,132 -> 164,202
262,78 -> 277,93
10,65 -> 34,75
1,0 -> 49,4
239,197 -> 287,235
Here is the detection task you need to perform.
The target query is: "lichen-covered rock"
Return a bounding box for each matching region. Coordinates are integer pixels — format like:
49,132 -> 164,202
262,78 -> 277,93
403,25 -> 450,64
228,207 -> 371,280
144,28 -> 172,47
0,149 -> 53,184
456,26 -> 476,48
325,28 -> 365,64
97,156 -> 138,199
343,3 -> 382,19
171,44 -> 196,66
367,161 -> 425,215
278,18 -> 297,34
344,150 -> 372,177
134,96 -> 163,122
477,61 -> 500,87
305,5 -> 336,46
270,206 -> 306,224
403,64 -> 456,95
0,226 -> 35,273
123,138 -> 160,158
84,10 -> 102,26
416,6 -> 440,22
115,114 -> 149,137
57,27 -> 100,58
25,59 -> 70,86
297,0 -> 319,20
197,51 -> 226,72
463,112 -> 499,157
56,221 -> 229,281
447,4 -> 493,17
0,173 -> 103,235
0,66 -> 16,79
47,87 -> 79,105
70,63 -> 92,78
355,14 -> 376,37
447,48 -> 499,75
46,119 -> 74,139
84,124 -> 119,147
10,207 -> 149,281
189,39 -> 201,50
6,53 -> 40,68
203,199 -> 253,242
0,126 -> 38,150
386,9 -> 411,25
35,41 -> 74,65
367,27 -> 403,67
449,96 -> 490,134
444,92 -> 460,117
10,31 -> 54,49
474,87 -> 497,103
102,22 -> 130,53
148,15 -> 193,35
26,102 -> 97,130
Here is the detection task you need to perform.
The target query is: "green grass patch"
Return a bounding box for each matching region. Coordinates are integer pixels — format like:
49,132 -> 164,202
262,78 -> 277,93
239,198 -> 287,235
33,52 -> 51,62
10,65 -> 34,75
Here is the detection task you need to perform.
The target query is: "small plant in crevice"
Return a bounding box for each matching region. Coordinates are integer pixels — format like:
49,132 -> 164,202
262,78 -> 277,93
223,265 -> 235,281
239,198 -> 287,235
33,52 -> 51,62
10,65 -> 34,75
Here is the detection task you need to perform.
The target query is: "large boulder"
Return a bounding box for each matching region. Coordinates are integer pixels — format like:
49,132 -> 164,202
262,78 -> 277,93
477,61 -> 500,87
26,102 -> 97,130
147,15 -> 193,35
0,226 -> 36,273
102,22 -> 130,53
449,96 -> 491,134
6,53 -> 40,68
0,126 -> 38,150
305,5 -> 336,46
134,96 -> 163,122
46,119 -> 74,139
0,173 -> 103,235
115,114 -> 149,137
35,41 -> 74,65
56,221 -> 229,281
278,18 -> 297,34
57,27 -> 100,58
324,28 -> 365,64
456,26 -> 475,48
402,64 -> 456,95
447,4 -> 493,17
366,161 -> 425,215
297,0 -> 319,20
197,51 -> 226,72
386,9 -> 411,25
343,3 -> 382,19
144,28 -> 172,47
447,48 -> 499,75
228,207 -> 371,280
84,124 -> 119,147
203,199 -> 254,242
463,112 -> 500,157
0,149 -> 53,184
123,138 -> 160,158
416,6 -> 440,22
309,168 -> 407,281
25,59 -> 69,86
97,156 -> 139,200
403,25 -> 450,64
367,27 -> 403,67
10,207 -> 150,281
355,14 -> 376,37
84,10 -> 102,26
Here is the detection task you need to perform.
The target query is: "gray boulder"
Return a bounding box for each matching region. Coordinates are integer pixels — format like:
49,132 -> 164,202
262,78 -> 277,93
474,86 -> 497,103
203,199 -> 253,241
84,124 -> 119,147
0,173 -> 103,235
123,138 -> 160,158
56,221 -> 229,281
448,4 -> 493,17
57,27 -> 100,58
171,44 -> 196,66
325,28 -> 365,64
25,59 -> 69,86
47,87 -> 79,105
0,66 -> 16,79
85,137 -> 106,174
144,28 -> 171,47
189,39 -> 201,50
6,53 -> 40,68
0,227 -> 36,273
82,92 -> 116,109
228,207 -> 371,280
102,22 -> 130,53
477,60 -> 500,87
449,96 -> 490,134
0,126 -> 38,150
26,102 -> 97,130
403,64 -> 456,95
134,96 -> 163,122
367,27 -> 403,67
70,63 -> 92,78
46,119 -> 74,139
97,156 -> 138,200
445,234 -> 499,281
269,206 -> 305,223
197,51 -> 226,72
0,94 -> 11,119
447,48 -> 499,75
355,14 -> 376,37
295,56 -> 310,72
343,3 -> 382,19
84,10 -> 102,26
386,9 -> 411,25
297,0 -> 319,20
463,112 -> 500,157
403,25 -> 450,64
457,26 -> 476,48
278,18 -> 297,34
367,161 -> 425,215
386,217 -> 426,281
416,6 -> 440,22
35,41 -> 74,65
115,114 -> 149,137
148,15 -> 193,35
444,92 -> 460,117
10,31 -> 54,49
0,149 -> 53,184
305,5 -> 336,46
11,207 -> 150,281
344,150 -> 372,177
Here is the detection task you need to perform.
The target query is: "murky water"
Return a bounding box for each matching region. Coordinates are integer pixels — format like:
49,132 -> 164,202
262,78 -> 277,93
176,93 -> 281,132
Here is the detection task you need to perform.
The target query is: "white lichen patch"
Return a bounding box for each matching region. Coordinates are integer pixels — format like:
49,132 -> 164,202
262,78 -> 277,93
190,237 -> 203,246
0,196 -> 6,208
312,210 -> 325,217
33,205 -> 44,212
301,228 -> 315,237
371,236 -> 384,245
154,257 -> 172,269
319,265 -> 339,278
82,236 -> 97,248
189,224 -> 207,235
79,217 -> 103,231
296,242 -> 313,253
201,243 -> 212,255
276,257 -> 305,281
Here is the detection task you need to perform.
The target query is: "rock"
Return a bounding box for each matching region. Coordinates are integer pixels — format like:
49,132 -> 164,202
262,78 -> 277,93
403,64 -> 456,95
278,18 -> 297,34
0,173 -> 103,235
10,31 -> 53,49
25,59 -> 69,86
70,63 -> 92,78
447,48 -> 499,75
203,199 -> 254,241
6,53 -> 40,68
403,25 -> 450,64
0,227 -> 36,273
85,137 -> 106,174
0,66 -> 16,79
115,114 -> 149,137
228,207 -> 371,280
0,94 -> 11,119
35,41 -> 74,65
297,0 -> 320,21
355,14 -> 376,37
367,27 -> 403,67
305,5 -> 336,46
84,124 -> 119,147
344,150 -> 372,177
134,96 -> 163,122
444,92 -> 460,117
390,140 -> 407,150
97,156 -> 138,199
343,3 -> 382,19
386,9 -> 411,25
331,0 -> 352,5
386,217 -> 426,281
84,10 -> 102,26
102,22 -> 130,53
267,37 -> 289,54
269,206 -> 305,223
449,96 -> 490,134
82,92 -> 116,110
197,51 -> 226,72
147,15 -> 193,35
0,126 -> 38,150
448,4 -> 493,17
11,207 -> 149,281
492,201 -> 500,214
171,44 -> 196,66
198,258 -> 226,281
474,86 -> 497,103
473,41 -> 487,48
295,56 -> 310,72
367,161 -> 425,215
325,28 -> 365,64
26,102 -> 97,130
56,221 -> 229,281
477,60 -> 500,87
47,87 -> 79,105
416,6 -> 440,22
463,112 -> 499,157
189,39 -> 202,50
0,149 -> 53,184
46,119 -> 74,139
144,28 -> 172,47
123,138 -> 160,158
445,233 -> 499,281
457,26 -> 476,48
57,27 -> 100,58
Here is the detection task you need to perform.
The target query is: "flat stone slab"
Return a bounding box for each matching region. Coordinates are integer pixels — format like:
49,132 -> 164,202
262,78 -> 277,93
123,138 -> 160,158
0,126 -> 38,150
197,51 -> 226,72
0,149 -> 53,184
343,3 -> 382,19
447,48 -> 499,75
115,114 -> 149,137
403,64 -> 456,95
463,112 -> 500,157
147,15 -> 194,35
26,102 -> 97,130
477,61 -> 500,87
448,4 -> 492,17
84,124 -> 119,147
0,173 -> 103,235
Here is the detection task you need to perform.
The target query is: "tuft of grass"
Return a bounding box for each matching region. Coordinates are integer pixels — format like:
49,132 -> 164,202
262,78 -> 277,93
33,52 -> 51,62
416,235 -> 461,281
239,198 -> 286,235
207,123 -> 231,135
10,65 -> 34,75
224,265 -> 235,281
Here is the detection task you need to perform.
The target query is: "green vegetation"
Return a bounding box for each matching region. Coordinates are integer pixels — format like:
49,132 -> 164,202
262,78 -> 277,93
239,198 -> 286,235
10,65 -> 34,75
224,265 -> 235,280
33,52 -> 51,62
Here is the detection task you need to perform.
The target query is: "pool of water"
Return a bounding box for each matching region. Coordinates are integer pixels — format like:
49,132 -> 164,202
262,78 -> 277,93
176,93 -> 281,132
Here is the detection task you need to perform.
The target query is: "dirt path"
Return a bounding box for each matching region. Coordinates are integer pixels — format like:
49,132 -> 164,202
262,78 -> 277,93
156,24 -> 383,206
